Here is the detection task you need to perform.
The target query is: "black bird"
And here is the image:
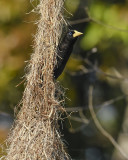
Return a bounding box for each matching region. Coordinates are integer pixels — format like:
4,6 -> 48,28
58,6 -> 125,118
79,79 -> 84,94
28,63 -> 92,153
54,30 -> 83,79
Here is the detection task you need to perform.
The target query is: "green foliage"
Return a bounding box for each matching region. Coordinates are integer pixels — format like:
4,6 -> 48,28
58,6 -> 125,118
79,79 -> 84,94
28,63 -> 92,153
0,0 -> 35,114
0,0 -> 28,23
81,3 -> 128,50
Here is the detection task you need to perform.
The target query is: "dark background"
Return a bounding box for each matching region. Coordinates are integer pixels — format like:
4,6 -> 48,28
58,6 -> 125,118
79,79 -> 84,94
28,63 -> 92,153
0,0 -> 128,159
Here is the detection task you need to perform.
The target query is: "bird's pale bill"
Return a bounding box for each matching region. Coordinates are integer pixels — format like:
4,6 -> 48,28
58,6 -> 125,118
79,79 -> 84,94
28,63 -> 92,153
73,30 -> 83,38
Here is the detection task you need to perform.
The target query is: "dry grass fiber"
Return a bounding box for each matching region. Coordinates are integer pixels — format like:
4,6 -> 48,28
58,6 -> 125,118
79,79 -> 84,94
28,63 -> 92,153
4,0 -> 70,159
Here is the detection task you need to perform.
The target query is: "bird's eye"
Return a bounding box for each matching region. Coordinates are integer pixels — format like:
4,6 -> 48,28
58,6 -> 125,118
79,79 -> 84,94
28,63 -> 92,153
69,32 -> 73,36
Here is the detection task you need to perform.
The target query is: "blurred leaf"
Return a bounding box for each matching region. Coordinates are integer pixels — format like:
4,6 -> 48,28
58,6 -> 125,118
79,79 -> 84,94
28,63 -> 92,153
65,0 -> 80,15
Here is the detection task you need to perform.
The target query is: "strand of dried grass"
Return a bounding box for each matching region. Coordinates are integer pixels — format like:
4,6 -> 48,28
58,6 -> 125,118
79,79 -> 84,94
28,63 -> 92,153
5,0 -> 70,159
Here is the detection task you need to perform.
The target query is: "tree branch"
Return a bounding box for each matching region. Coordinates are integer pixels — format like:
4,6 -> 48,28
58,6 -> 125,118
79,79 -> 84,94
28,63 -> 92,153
88,85 -> 128,160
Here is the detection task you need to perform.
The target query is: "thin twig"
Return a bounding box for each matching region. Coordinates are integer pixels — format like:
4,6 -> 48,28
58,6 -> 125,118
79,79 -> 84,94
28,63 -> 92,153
70,116 -> 88,124
68,17 -> 91,25
91,17 -> 128,33
69,7 -> 128,33
66,94 -> 126,112
88,85 -> 128,160
79,110 -> 89,124
69,124 -> 86,133
72,57 -> 128,81
84,59 -> 126,81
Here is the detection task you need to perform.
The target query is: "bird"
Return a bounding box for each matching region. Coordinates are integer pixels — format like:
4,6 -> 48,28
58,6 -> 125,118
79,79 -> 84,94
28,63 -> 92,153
54,30 -> 83,79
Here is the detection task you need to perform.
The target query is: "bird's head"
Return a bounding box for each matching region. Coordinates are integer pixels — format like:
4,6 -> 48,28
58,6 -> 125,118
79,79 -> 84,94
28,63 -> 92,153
66,30 -> 83,40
